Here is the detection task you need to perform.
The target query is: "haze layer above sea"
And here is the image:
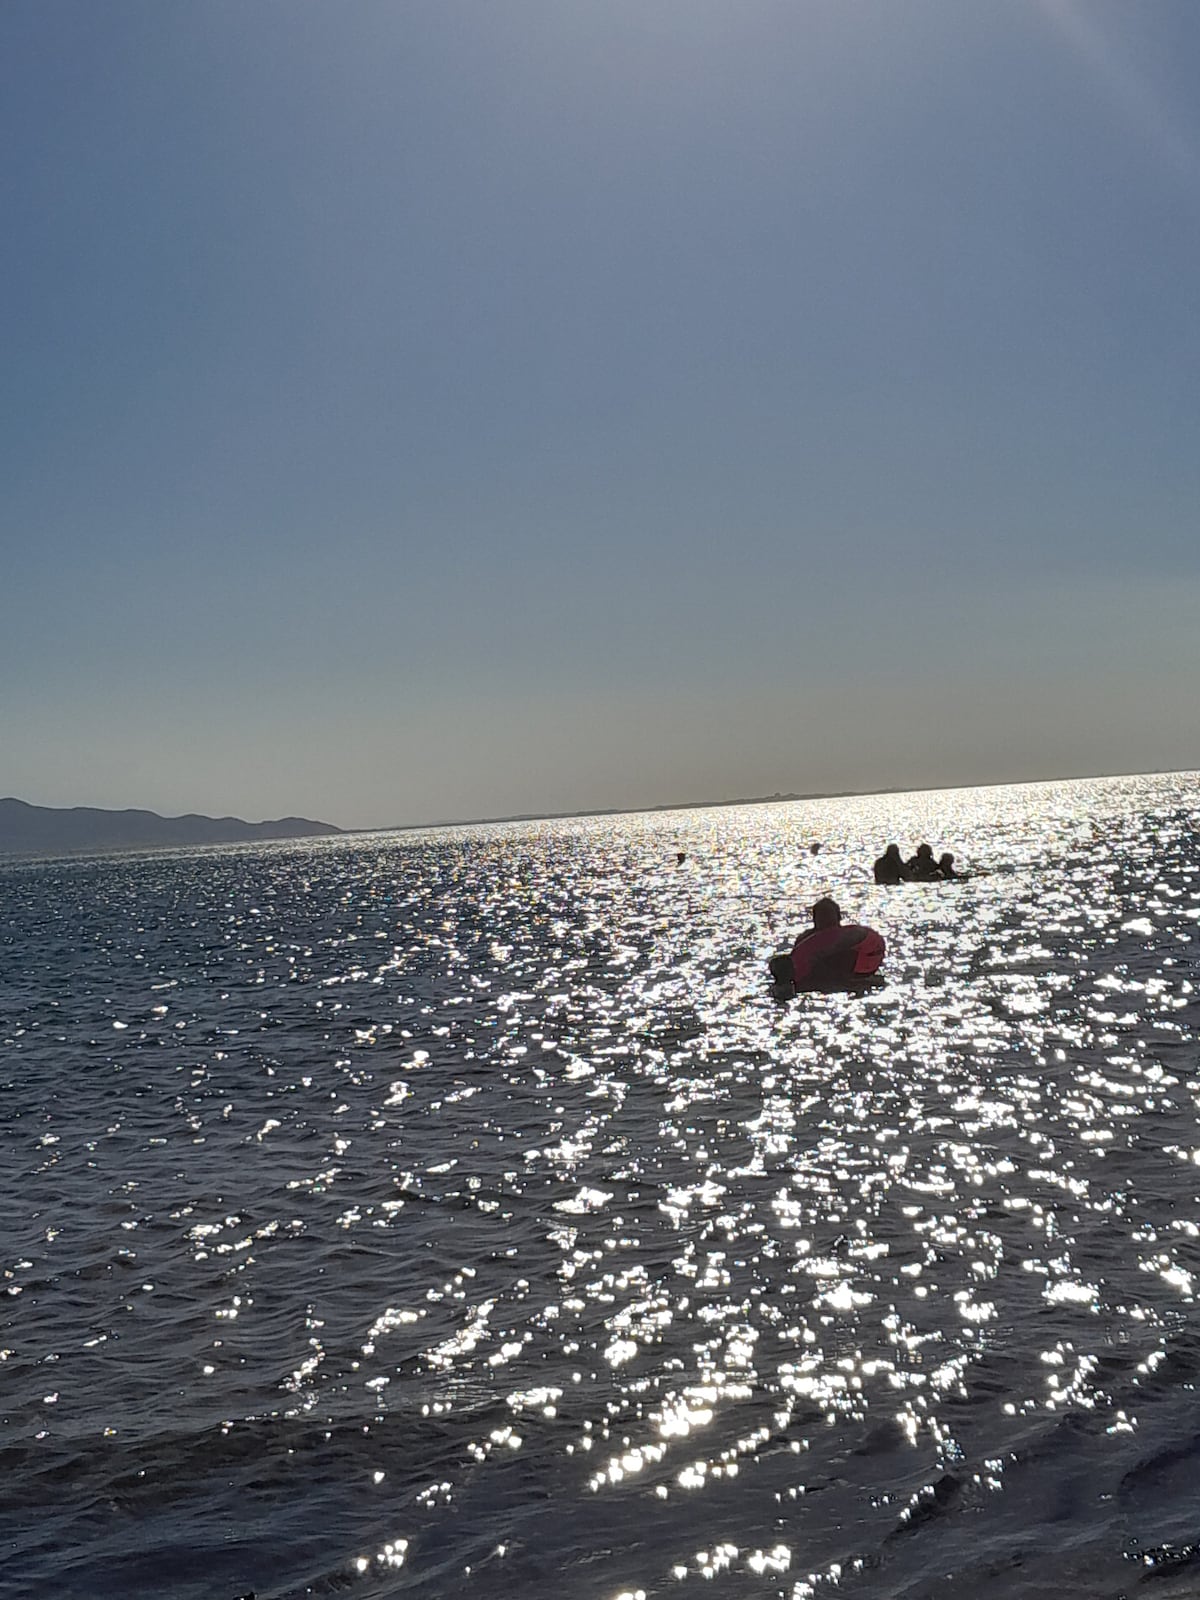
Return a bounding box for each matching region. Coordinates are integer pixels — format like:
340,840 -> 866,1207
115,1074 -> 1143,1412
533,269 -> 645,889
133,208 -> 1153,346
2,773 -> 1199,1600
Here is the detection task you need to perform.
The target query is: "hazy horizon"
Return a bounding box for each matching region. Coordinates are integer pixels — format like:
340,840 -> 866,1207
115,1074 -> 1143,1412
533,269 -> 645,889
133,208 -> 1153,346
5,761 -> 1195,835
5,1 -> 1198,829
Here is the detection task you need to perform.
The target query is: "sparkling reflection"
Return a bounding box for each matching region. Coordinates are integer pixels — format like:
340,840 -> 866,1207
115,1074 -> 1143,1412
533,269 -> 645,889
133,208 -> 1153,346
0,774 -> 1198,1597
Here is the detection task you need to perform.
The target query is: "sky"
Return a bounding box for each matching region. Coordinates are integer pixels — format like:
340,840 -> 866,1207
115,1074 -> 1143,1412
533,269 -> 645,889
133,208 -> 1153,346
3,0 -> 1198,828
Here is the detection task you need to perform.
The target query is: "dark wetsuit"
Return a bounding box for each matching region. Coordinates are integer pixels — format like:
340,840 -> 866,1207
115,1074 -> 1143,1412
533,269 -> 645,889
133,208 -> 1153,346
874,853 -> 904,885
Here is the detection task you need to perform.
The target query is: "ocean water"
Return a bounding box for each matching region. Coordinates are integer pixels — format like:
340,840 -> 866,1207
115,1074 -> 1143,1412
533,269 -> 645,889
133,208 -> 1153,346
2,773 -> 1199,1600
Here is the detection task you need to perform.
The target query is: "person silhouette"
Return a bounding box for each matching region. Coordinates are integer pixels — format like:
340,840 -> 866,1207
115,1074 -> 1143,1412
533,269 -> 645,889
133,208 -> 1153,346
907,843 -> 939,881
769,897 -> 886,993
873,844 -> 906,884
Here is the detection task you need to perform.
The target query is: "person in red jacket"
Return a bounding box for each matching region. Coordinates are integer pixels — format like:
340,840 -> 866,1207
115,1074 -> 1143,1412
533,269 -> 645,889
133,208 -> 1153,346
769,898 -> 886,993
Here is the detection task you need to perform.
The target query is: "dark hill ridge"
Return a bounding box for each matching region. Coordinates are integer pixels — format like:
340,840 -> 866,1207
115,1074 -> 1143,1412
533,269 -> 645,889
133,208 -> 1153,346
0,797 -> 342,856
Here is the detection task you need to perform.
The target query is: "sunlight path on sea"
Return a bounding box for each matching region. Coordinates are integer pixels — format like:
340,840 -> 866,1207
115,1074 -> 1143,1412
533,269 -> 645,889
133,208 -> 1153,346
1,774 -> 1198,1598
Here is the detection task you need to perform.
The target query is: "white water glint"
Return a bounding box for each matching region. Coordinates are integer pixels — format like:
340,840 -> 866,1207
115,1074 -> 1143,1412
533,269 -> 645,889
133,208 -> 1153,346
1,772 -> 1199,1598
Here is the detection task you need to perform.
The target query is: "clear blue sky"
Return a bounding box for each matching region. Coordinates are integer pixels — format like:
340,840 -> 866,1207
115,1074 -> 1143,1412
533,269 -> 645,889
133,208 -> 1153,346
3,0 -> 1198,826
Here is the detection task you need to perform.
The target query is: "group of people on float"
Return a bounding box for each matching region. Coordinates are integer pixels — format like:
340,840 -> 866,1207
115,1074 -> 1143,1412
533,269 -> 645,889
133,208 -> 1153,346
873,842 -> 959,884
769,843 -> 965,995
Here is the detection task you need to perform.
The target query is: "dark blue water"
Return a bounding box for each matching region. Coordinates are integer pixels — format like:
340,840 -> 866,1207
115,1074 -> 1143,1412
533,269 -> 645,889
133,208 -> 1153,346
2,774 -> 1199,1599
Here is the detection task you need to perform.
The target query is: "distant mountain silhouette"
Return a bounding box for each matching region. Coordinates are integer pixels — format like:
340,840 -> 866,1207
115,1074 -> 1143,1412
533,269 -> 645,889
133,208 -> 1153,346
0,797 -> 342,856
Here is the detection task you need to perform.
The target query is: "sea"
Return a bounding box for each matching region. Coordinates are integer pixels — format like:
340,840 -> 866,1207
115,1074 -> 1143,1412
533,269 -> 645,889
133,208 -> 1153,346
2,772 -> 1199,1600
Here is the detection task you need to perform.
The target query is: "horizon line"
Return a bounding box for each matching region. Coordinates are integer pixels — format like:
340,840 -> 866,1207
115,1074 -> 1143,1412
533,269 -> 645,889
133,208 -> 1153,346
353,764 -> 1197,837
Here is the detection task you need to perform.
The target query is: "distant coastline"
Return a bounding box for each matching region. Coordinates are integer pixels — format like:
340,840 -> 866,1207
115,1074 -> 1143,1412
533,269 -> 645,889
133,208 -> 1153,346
3,768 -> 1192,858
0,797 -> 342,857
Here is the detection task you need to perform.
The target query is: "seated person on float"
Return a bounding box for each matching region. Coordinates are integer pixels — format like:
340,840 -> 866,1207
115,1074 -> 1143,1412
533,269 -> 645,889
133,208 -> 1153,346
771,898 -> 886,991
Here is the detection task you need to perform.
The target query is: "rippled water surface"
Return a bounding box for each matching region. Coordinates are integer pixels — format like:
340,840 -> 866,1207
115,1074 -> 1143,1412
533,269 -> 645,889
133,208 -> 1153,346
4,774 -> 1200,1599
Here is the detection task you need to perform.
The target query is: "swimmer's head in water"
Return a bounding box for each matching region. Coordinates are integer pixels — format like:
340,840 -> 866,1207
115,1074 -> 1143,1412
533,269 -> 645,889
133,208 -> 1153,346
812,897 -> 841,929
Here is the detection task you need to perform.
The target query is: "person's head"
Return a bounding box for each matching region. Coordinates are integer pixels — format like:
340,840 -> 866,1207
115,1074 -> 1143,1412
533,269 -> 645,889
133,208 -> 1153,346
810,841 -> 822,855
939,852 -> 954,869
884,844 -> 901,860
812,896 -> 841,929
916,843 -> 934,860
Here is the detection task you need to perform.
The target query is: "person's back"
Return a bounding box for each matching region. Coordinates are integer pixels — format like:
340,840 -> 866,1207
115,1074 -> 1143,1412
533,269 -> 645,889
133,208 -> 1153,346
907,843 -> 939,881
874,844 -> 905,885
784,897 -> 886,990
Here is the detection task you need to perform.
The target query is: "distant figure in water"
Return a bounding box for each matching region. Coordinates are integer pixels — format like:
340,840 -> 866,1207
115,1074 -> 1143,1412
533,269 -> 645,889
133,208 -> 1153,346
809,842 -> 822,855
938,852 -> 960,879
769,897 -> 886,994
907,843 -> 940,881
873,844 -> 906,884
676,851 -> 687,865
